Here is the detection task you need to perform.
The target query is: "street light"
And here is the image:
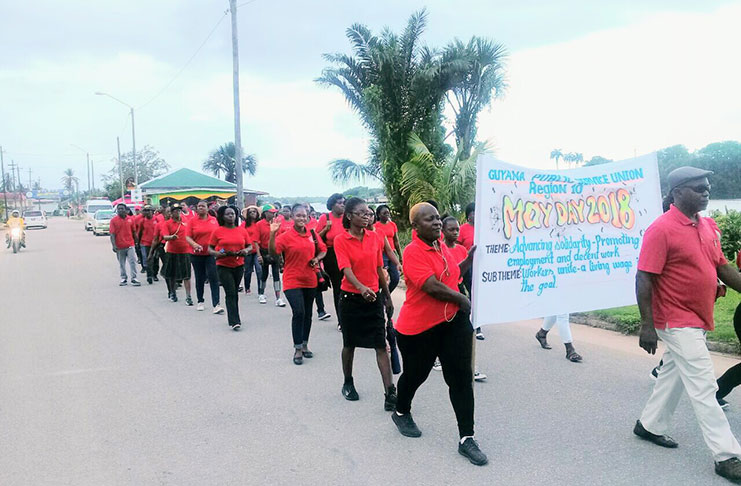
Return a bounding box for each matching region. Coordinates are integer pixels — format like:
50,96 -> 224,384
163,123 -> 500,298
95,91 -> 137,187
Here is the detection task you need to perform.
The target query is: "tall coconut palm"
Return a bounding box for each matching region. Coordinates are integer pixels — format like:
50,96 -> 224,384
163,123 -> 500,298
202,142 -> 257,183
550,149 -> 563,170
60,168 -> 79,193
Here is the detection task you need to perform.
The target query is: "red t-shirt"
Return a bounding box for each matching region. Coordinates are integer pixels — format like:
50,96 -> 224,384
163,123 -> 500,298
189,216 -> 219,256
255,219 -> 272,249
210,226 -> 252,267
244,222 -> 260,253
396,238 -> 462,335
132,214 -> 143,232
316,213 -> 346,247
109,215 -> 135,249
138,217 -> 156,247
334,230 -> 384,293
275,227 -> 327,290
154,213 -> 165,225
374,221 -> 398,251
458,223 -> 474,250
162,219 -> 192,254
279,218 -> 293,234
638,205 -> 727,331
306,217 -> 318,231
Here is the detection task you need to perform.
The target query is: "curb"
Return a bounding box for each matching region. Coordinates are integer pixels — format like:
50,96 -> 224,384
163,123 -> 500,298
571,313 -> 740,355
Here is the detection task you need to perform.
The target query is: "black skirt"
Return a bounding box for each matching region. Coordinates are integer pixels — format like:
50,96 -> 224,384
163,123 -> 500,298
161,253 -> 192,281
339,291 -> 386,349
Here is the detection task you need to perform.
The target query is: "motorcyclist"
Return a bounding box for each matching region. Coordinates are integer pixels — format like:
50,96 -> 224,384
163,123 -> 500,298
5,210 -> 26,248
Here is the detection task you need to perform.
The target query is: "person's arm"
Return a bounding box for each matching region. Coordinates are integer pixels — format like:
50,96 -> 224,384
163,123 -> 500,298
377,266 -> 393,314
383,236 -> 400,268
208,244 -> 226,260
268,221 -> 281,257
318,215 -> 331,238
148,238 -> 159,262
636,270 -> 658,354
109,234 -> 117,253
131,223 -> 139,245
185,235 -> 202,253
459,245 -> 477,275
420,276 -> 470,314
342,267 -> 377,302
718,264 -> 741,293
393,233 -> 402,263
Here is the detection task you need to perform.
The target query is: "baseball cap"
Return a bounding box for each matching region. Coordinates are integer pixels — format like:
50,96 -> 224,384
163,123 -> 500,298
143,204 -> 153,210
261,204 -> 278,213
667,166 -> 713,191
171,203 -> 183,211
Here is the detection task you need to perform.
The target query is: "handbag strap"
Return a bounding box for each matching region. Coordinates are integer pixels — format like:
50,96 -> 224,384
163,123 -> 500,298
310,229 -> 320,257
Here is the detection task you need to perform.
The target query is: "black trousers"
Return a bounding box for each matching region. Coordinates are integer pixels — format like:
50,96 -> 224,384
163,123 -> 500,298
284,287 -> 316,348
323,247 -> 343,325
315,288 -> 325,314
395,311 -> 475,438
717,303 -> 741,399
260,249 -> 281,287
191,255 -> 220,306
217,265 -> 243,326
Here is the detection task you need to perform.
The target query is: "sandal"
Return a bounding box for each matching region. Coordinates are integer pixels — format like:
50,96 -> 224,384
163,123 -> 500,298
535,330 -> 551,349
302,349 -> 314,358
293,350 -> 303,365
566,349 -> 583,362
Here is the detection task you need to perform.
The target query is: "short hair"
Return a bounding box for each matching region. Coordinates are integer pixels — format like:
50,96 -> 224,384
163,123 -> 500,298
216,205 -> 240,226
375,204 -> 390,219
327,193 -> 345,211
116,203 -> 127,209
442,215 -> 458,227
291,203 -> 307,215
273,201 -> 282,209
343,197 -> 365,229
425,200 -> 440,210
464,202 -> 475,219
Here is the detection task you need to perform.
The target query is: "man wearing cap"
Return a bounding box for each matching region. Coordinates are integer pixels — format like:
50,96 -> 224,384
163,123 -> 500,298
634,166 -> 741,482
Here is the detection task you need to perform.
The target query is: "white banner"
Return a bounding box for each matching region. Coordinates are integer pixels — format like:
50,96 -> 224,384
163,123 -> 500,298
471,153 -> 662,326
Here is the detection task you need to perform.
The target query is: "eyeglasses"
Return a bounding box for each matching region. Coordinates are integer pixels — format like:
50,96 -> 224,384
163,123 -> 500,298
680,184 -> 711,194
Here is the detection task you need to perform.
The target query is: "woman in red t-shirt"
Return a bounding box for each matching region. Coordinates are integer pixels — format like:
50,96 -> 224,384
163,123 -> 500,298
334,197 -> 396,410
209,205 -> 252,331
390,202 -> 487,466
147,206 -> 170,280
269,203 -> 327,365
160,203 -> 195,305
187,200 -> 223,314
317,193 -> 346,328
374,205 -> 402,292
242,205 -> 264,297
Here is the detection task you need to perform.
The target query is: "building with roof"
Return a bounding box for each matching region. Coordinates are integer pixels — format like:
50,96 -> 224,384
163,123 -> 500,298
139,168 -> 268,207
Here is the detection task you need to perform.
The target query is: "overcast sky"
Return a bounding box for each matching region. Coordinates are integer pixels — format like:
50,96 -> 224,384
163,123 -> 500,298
2,0 -> 739,197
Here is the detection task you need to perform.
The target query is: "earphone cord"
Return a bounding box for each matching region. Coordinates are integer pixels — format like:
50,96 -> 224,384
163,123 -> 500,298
434,241 -> 455,323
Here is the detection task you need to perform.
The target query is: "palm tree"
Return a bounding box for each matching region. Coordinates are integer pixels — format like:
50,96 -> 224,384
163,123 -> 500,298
60,169 -> 79,193
442,37 -> 508,159
202,142 -> 257,183
550,149 -> 563,170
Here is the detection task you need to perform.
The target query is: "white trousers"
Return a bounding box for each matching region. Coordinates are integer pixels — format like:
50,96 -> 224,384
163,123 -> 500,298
640,327 -> 741,461
542,314 -> 572,344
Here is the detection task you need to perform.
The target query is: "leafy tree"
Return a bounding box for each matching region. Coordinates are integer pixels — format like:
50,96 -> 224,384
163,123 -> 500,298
696,141 -> 741,199
550,149 -> 563,169
60,168 -> 79,193
584,155 -> 613,166
102,145 -> 170,200
202,142 -> 257,183
442,37 -> 507,159
710,210 -> 741,260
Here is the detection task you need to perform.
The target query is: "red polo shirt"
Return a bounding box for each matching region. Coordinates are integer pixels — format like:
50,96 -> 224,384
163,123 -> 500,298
244,222 -> 260,253
396,238 -> 462,335
374,221 -> 398,251
255,219 -> 272,249
458,223 -> 474,250
139,217 -> 156,247
275,227 -> 327,290
638,205 -> 727,331
109,215 -> 136,249
162,219 -> 192,254
210,226 -> 252,268
316,213 -> 346,247
334,229 -> 383,293
306,217 -> 318,232
189,215 -> 219,256
279,218 -> 293,234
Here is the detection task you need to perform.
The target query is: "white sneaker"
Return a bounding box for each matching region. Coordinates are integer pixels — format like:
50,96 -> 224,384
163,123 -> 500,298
213,305 -> 225,314
474,371 -> 487,382
196,303 -> 205,311
258,295 -> 267,304
275,298 -> 286,307
432,359 -> 442,371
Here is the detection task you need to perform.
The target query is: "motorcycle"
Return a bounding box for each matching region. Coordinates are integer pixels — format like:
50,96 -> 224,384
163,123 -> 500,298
7,227 -> 22,253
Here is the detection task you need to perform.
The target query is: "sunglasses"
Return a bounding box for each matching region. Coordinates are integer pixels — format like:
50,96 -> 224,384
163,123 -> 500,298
680,184 -> 711,194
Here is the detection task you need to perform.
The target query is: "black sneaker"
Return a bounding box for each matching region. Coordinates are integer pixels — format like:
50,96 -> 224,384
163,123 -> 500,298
131,279 -> 141,287
633,420 -> 678,448
231,323 -> 241,331
153,276 -> 159,282
147,277 -> 153,285
384,385 -> 397,411
185,296 -> 193,306
719,398 -> 730,410
342,382 -> 359,401
651,366 -> 660,379
458,437 -> 488,466
475,328 -> 485,340
119,279 -> 127,286
716,457 -> 741,482
171,293 -> 178,303
392,412 -> 422,437
318,311 -> 331,321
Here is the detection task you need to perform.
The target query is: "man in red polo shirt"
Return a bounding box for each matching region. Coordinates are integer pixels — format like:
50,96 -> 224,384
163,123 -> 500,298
109,203 -> 141,286
634,166 -> 741,482
137,205 -> 157,284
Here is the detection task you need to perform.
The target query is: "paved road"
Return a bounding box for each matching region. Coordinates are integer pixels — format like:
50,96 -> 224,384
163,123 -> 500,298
2,219 -> 741,486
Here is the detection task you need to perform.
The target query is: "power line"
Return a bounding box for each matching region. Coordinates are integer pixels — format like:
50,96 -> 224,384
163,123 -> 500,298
137,12 -> 230,111
237,0 -> 261,8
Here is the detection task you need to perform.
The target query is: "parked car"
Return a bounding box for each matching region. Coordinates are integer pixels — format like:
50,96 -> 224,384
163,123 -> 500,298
23,210 -> 47,229
92,210 -> 115,236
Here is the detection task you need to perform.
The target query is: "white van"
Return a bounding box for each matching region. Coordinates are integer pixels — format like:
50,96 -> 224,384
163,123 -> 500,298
84,199 -> 113,231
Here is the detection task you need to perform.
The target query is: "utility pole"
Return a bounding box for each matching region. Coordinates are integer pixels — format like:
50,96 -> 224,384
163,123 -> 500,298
91,157 -> 95,192
117,137 -> 124,199
229,0 -> 245,210
0,146 -> 7,220
131,107 -> 137,188
86,152 -> 91,192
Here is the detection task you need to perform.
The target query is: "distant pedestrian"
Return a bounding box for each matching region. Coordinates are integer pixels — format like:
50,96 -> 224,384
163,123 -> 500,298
317,193 -> 346,330
137,205 -> 157,284
209,205 -> 253,330
160,203 -> 194,305
269,203 -> 327,364
254,204 -> 286,307
535,314 -> 583,362
334,197 -> 396,411
374,205 -> 402,293
109,203 -> 141,287
188,200 -> 223,314
391,202 -> 486,466
242,205 -> 264,297
634,166 -> 741,482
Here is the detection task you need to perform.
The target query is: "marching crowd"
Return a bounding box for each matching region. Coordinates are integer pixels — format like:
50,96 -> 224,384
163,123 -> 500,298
103,166 -> 741,480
